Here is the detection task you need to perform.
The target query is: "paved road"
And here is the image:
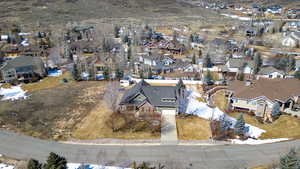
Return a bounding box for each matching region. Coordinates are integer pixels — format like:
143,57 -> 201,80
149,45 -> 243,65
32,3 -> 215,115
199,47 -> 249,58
0,130 -> 300,169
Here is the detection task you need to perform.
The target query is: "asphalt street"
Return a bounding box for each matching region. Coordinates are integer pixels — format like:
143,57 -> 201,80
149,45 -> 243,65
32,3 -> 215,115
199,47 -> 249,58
0,130 -> 299,169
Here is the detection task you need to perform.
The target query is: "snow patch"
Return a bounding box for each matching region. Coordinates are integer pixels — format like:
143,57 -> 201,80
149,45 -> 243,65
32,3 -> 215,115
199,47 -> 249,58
185,86 -> 266,138
0,163 -> 15,169
231,138 -> 289,145
0,85 -> 28,101
221,14 -> 251,21
67,163 -> 132,169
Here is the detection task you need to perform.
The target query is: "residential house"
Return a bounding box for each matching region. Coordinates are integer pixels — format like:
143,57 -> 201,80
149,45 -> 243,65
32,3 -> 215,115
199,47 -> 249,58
225,58 -> 254,80
282,32 -> 300,48
227,79 -> 300,119
256,66 -> 286,79
0,56 -> 46,83
119,79 -> 187,118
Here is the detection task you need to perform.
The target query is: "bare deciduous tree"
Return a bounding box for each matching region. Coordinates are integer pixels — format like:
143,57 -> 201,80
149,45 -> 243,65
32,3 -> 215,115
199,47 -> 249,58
104,81 -> 120,112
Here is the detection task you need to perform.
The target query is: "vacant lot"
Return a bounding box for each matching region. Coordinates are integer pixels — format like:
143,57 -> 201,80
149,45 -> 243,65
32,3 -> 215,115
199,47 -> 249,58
176,115 -> 211,140
0,81 -> 106,140
229,112 -> 300,139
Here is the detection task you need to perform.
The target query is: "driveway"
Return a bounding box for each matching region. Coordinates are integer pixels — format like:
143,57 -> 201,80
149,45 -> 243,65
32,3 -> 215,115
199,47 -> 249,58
161,110 -> 178,145
0,129 -> 300,169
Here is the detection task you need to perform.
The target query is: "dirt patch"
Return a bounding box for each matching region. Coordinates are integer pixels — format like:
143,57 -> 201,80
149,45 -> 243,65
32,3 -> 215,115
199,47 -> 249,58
176,115 -> 211,140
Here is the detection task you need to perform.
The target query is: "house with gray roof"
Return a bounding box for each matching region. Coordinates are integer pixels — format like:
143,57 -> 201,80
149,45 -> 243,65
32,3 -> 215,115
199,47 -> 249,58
119,79 -> 186,117
0,56 -> 46,83
256,66 -> 286,79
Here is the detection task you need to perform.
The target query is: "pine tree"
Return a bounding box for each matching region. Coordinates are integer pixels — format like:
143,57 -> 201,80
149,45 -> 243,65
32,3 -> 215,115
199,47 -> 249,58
192,53 -> 196,64
279,148 -> 300,169
204,70 -> 213,83
103,67 -> 110,80
116,68 -> 124,80
27,159 -> 42,169
114,25 -> 120,38
72,63 -> 80,81
198,49 -> 202,58
203,54 -> 212,68
253,52 -> 262,74
148,67 -> 153,79
288,55 -> 296,72
127,46 -> 132,60
234,113 -> 246,136
44,152 -> 67,169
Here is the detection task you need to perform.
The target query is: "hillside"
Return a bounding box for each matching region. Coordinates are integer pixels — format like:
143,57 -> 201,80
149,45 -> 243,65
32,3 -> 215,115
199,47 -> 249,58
0,0 -> 225,25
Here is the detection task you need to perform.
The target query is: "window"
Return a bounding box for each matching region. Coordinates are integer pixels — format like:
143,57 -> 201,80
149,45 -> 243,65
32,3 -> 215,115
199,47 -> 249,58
269,74 -> 273,78
161,98 -> 176,102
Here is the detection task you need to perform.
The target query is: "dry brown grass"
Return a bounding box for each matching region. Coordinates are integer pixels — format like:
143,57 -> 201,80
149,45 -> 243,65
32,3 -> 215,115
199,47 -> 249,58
176,115 -> 211,140
22,72 -> 73,93
229,112 -> 300,139
212,90 -> 228,111
72,103 -> 159,140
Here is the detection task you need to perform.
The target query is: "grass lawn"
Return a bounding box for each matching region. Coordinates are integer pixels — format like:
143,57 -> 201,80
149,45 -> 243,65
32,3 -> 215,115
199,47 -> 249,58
72,100 -> 159,140
212,90 -> 228,111
229,112 -> 300,139
176,115 -> 211,140
22,72 -> 73,93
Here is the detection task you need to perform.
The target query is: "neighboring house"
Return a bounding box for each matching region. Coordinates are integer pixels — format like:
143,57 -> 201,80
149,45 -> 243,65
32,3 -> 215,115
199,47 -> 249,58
0,56 -> 46,83
227,79 -> 300,119
256,66 -> 286,79
282,32 -> 300,48
225,58 -> 254,79
119,79 -> 187,117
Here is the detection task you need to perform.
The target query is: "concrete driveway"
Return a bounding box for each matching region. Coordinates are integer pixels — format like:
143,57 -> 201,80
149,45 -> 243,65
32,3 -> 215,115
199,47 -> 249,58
161,110 -> 178,145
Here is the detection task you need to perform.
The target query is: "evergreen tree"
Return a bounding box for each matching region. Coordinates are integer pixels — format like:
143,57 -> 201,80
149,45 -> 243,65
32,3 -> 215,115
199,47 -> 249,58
198,49 -> 202,58
288,55 -> 296,72
294,70 -> 300,80
192,53 -> 197,64
116,68 -> 124,80
72,63 -> 80,81
204,70 -> 213,83
279,148 -> 300,169
203,54 -> 212,68
253,52 -> 262,74
275,57 -> 288,72
27,159 -> 42,169
272,102 -> 281,117
103,67 -> 110,80
127,46 -> 132,60
147,67 -> 153,79
234,113 -> 246,136
114,25 -> 120,38
44,152 -> 67,169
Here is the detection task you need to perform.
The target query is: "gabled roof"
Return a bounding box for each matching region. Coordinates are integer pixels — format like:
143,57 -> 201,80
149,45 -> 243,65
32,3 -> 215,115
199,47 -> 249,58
257,66 -> 285,75
120,80 -> 184,107
227,58 -> 254,68
228,79 -> 300,102
0,56 -> 43,71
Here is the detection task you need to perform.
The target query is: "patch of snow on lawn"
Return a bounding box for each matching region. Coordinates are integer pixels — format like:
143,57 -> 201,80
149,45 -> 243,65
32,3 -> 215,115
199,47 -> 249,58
221,14 -> 251,21
0,163 -> 15,169
0,85 -> 28,101
231,138 -> 289,145
48,69 -> 63,77
185,86 -> 266,138
67,163 -> 132,169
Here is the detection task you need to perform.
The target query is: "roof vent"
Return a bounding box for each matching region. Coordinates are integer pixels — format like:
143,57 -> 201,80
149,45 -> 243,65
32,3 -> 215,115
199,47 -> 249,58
245,80 -> 252,86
